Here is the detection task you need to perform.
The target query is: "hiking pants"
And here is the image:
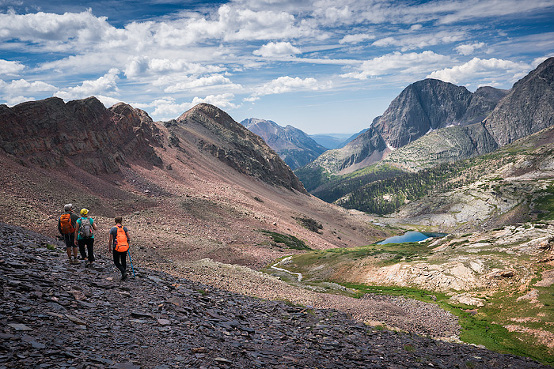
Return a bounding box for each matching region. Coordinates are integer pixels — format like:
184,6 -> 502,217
63,233 -> 75,249
113,250 -> 127,276
78,238 -> 95,262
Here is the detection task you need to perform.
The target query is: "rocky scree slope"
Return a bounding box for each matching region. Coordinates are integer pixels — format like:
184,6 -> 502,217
241,118 -> 327,170
175,104 -> 306,193
1,222 -> 550,369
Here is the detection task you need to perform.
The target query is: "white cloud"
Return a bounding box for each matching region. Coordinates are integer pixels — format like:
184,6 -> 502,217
248,76 -> 332,100
426,57 -> 531,85
124,57 -> 225,79
372,30 -> 467,51
253,41 -> 301,57
0,78 -> 57,105
164,75 -> 241,93
151,93 -> 238,120
339,33 -> 374,44
55,68 -> 120,100
341,51 -> 451,80
0,10 -> 115,52
0,59 -> 25,75
455,42 -> 485,56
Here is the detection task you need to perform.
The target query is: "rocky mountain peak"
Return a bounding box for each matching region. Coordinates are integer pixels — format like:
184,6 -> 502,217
174,104 -> 307,193
484,57 -> 554,146
0,96 -> 163,174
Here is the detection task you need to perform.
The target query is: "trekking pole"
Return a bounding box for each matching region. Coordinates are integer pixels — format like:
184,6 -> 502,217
127,247 -> 136,277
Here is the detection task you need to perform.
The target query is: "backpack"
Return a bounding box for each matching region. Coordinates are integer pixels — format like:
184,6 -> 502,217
60,213 -> 75,234
115,225 -> 129,252
79,217 -> 93,238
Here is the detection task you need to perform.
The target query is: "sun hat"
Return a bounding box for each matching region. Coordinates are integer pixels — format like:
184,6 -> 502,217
80,208 -> 89,216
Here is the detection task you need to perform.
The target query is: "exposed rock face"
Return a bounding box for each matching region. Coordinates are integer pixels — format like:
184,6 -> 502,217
176,104 -> 307,193
241,118 -> 327,170
0,97 -> 163,174
382,122 -> 499,171
484,57 -> 554,146
305,79 -> 507,176
375,79 -> 473,149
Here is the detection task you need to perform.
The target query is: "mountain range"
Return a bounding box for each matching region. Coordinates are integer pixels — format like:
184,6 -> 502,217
1,57 -> 553,366
240,118 -> 327,170
297,57 -> 554,199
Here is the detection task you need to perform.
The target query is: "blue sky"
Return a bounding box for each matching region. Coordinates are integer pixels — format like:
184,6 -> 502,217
1,0 -> 553,134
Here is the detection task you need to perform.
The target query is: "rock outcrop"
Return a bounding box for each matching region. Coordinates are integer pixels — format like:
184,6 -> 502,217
0,97 -> 163,174
241,118 -> 327,170
484,57 -> 554,146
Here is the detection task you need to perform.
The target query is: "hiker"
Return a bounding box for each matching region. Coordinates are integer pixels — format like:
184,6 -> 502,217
74,208 -> 97,266
108,216 -> 131,280
58,204 -> 79,264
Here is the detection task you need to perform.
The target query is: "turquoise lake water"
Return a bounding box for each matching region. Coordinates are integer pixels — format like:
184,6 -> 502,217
377,231 -> 446,245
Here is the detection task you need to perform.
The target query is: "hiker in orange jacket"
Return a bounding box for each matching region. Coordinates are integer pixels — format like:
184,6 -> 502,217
108,216 -> 131,280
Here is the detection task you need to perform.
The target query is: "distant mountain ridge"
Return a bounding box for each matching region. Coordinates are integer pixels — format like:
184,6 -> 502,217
241,118 -> 326,170
298,57 -> 554,196
0,98 -> 305,193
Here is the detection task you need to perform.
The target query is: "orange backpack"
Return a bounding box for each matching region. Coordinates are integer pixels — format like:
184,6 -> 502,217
115,225 -> 129,252
60,213 -> 75,234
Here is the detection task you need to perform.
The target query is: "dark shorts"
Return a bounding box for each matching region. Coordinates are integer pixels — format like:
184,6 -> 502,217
62,233 -> 76,248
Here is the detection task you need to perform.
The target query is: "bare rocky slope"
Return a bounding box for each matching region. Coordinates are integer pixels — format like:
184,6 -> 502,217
2,222 -> 550,368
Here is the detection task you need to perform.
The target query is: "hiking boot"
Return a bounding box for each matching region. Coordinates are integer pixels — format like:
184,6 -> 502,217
121,272 -> 128,281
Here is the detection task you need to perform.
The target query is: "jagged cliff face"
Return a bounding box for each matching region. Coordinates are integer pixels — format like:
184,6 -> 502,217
484,57 -> 554,146
304,79 -> 508,177
175,104 -> 307,193
0,97 -> 163,174
375,79 -> 473,149
241,118 -> 327,170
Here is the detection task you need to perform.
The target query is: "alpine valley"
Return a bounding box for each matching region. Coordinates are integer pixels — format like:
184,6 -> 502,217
0,58 -> 553,368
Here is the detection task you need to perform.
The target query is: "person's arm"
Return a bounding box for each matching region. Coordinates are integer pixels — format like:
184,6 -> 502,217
92,218 -> 98,231
108,232 -> 113,252
74,220 -> 80,246
125,229 -> 131,244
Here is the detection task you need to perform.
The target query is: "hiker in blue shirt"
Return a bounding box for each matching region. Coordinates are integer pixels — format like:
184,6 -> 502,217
74,208 -> 98,266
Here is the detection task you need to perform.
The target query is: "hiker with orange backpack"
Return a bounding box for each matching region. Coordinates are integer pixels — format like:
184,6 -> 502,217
58,204 -> 79,264
108,216 -> 131,280
74,208 -> 98,266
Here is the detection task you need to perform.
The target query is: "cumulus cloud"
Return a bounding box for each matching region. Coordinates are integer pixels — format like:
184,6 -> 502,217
247,76 -> 331,101
0,59 -> 25,76
151,93 -> 237,120
124,57 -> 225,79
341,51 -> 451,80
455,42 -> 485,56
372,31 -> 467,51
0,78 -> 57,105
253,42 -> 301,57
164,75 -> 241,93
427,57 -> 531,85
55,68 -> 120,100
339,33 -> 374,44
0,10 -> 115,52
